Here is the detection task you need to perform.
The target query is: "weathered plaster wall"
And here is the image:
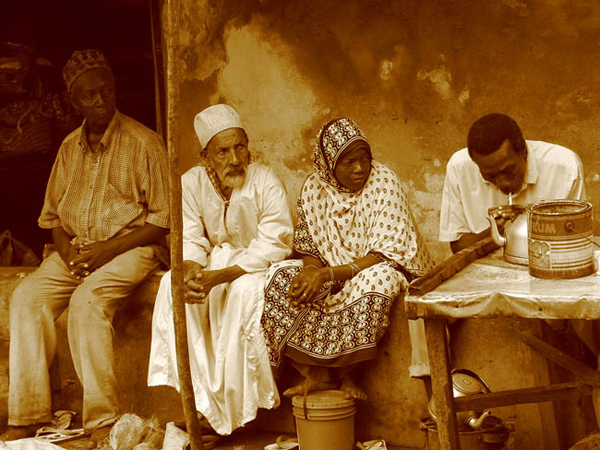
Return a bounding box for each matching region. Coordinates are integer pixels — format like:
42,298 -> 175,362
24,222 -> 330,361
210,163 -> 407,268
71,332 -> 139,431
165,0 -> 600,447
169,0 -> 600,263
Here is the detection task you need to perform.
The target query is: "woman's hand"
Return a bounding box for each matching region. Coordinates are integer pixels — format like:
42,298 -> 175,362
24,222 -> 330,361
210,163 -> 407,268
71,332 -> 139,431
288,266 -> 329,308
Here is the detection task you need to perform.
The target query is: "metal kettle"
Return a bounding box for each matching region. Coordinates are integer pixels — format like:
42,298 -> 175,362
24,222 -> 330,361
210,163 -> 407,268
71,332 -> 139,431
428,369 -> 493,430
487,204 -> 529,265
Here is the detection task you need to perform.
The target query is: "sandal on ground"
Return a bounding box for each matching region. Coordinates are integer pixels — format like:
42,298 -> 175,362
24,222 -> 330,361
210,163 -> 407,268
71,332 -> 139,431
35,427 -> 88,443
264,435 -> 299,449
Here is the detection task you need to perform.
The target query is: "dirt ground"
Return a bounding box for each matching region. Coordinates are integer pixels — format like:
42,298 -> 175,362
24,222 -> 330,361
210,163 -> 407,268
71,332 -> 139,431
58,428 -> 287,450
9,428 -> 407,450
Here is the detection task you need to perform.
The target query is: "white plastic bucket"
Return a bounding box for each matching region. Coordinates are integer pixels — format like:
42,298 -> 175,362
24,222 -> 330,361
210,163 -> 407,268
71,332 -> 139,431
292,390 -> 356,450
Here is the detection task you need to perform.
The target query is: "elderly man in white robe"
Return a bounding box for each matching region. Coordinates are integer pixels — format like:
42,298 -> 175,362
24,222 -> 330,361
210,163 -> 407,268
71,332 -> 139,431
147,104 -> 293,436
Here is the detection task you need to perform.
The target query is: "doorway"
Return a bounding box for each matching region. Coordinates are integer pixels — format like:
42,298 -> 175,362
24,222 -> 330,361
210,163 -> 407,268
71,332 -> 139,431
0,0 -> 159,258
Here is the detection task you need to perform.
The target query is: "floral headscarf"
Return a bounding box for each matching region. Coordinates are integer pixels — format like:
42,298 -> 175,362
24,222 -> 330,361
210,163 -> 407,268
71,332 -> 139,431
313,118 -> 371,192
294,118 -> 434,278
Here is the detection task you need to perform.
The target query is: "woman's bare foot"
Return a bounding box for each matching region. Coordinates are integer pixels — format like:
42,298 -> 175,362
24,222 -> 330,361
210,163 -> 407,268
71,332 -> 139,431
340,375 -> 367,401
283,377 -> 337,398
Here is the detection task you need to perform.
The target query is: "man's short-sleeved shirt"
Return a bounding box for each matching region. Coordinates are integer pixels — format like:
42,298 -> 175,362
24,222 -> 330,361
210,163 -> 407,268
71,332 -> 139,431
439,140 -> 585,242
38,111 -> 170,242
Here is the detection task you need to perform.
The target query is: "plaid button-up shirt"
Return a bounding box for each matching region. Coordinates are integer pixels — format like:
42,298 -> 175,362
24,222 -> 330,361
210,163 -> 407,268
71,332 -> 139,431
39,111 -> 170,243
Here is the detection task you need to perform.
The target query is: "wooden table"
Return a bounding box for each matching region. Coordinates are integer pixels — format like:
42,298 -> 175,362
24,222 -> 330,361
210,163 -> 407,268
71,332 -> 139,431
405,249 -> 600,449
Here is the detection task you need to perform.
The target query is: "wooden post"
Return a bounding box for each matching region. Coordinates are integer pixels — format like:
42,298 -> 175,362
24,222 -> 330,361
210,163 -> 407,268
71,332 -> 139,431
164,1 -> 204,449
150,0 -> 167,141
425,318 -> 461,450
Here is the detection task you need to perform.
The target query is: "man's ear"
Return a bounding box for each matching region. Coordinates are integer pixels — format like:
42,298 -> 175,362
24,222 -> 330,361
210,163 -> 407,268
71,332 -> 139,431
200,146 -> 208,160
516,138 -> 528,159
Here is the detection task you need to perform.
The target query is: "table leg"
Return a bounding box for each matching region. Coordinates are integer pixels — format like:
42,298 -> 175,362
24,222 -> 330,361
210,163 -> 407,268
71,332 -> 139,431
425,318 -> 460,450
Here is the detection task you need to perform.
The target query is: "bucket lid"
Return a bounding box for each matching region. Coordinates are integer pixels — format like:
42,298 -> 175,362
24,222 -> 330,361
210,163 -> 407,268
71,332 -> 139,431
291,389 -> 356,409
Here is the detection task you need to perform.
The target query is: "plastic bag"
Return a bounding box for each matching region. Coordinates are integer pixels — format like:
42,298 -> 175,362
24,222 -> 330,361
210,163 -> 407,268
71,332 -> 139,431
0,229 -> 40,266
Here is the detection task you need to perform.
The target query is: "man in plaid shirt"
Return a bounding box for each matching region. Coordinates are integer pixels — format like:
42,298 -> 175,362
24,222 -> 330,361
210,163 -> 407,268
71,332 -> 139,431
1,50 -> 170,444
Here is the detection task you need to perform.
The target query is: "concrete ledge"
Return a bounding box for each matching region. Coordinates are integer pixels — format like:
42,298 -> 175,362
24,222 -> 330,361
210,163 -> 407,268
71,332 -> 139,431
0,267 -> 432,447
0,267 -> 593,447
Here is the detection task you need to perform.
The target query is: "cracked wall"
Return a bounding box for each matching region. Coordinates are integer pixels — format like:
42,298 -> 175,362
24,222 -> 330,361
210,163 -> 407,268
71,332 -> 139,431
164,1 -> 600,447
168,0 -> 600,262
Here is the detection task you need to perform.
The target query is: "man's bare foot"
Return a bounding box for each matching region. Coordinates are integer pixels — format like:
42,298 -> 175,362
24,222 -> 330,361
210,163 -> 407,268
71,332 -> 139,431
340,375 -> 367,401
0,424 -> 46,441
283,377 -> 337,398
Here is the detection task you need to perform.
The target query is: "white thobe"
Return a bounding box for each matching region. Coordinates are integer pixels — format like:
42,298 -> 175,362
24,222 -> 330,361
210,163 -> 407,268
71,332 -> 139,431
148,163 -> 293,435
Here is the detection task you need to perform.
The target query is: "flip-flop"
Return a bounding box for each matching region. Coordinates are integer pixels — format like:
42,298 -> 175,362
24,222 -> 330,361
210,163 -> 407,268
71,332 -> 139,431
264,435 -> 299,449
34,427 -> 89,443
356,440 -> 388,450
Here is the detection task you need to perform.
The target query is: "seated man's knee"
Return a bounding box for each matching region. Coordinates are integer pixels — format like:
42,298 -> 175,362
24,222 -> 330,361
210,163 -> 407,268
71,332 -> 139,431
69,282 -> 117,322
10,274 -> 47,318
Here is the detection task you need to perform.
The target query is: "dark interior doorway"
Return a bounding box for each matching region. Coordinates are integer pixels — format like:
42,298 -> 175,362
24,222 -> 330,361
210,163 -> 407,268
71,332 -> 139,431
1,0 -> 158,259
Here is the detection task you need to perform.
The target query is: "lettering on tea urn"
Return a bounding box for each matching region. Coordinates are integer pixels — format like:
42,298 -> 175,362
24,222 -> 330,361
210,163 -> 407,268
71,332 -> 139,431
531,221 -> 556,234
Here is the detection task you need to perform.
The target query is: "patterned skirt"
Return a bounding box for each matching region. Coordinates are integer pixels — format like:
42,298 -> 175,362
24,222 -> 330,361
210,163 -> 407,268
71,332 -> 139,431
261,260 -> 407,368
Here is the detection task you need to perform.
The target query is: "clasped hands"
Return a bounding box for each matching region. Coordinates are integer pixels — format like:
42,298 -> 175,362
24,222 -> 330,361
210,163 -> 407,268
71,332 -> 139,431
66,241 -> 117,279
288,266 -> 329,308
183,260 -> 222,304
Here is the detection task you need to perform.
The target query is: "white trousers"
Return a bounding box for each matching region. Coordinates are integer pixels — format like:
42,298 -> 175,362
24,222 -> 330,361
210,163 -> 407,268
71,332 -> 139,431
8,247 -> 160,431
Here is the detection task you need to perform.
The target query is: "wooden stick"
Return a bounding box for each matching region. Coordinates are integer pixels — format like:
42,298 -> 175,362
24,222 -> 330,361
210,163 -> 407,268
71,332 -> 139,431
521,331 -> 600,387
453,381 -> 592,411
425,319 -> 461,450
408,236 -> 499,296
165,2 -> 204,449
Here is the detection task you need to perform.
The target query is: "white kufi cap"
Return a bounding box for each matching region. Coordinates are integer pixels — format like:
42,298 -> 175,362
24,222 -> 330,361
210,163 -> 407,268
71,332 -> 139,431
194,104 -> 244,148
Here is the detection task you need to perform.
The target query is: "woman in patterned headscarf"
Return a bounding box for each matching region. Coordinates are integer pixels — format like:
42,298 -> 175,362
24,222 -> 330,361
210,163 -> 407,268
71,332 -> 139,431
261,118 -> 434,399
